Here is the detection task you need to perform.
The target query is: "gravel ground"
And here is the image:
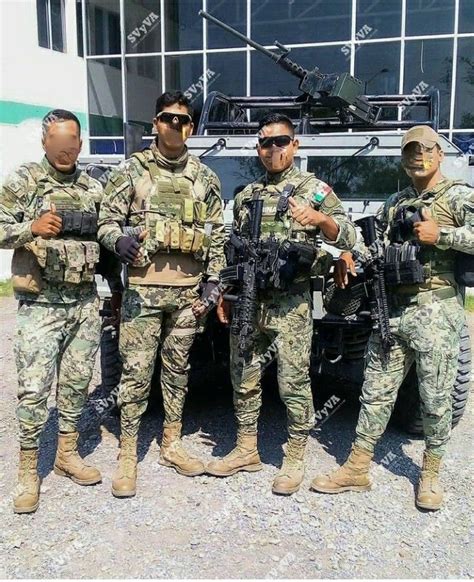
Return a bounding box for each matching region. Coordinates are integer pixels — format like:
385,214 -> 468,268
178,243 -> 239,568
0,295 -> 473,579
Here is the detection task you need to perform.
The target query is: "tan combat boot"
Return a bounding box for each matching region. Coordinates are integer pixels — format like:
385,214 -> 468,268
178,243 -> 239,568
54,432 -> 101,485
416,451 -> 443,511
310,445 -> 373,493
112,435 -> 138,498
272,439 -> 306,495
13,449 -> 41,514
207,432 -> 262,477
159,422 -> 205,477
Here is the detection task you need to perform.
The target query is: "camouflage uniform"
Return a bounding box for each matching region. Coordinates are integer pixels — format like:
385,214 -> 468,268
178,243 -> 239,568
354,179 -> 473,457
98,142 -> 225,437
0,156 -> 122,449
231,165 -> 356,444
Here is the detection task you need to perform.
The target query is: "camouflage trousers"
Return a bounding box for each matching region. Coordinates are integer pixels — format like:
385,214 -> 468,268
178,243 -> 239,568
118,285 -> 199,437
15,296 -> 101,449
230,288 -> 314,444
355,293 -> 466,457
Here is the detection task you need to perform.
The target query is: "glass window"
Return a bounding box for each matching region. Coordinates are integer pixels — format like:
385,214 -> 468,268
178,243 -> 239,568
454,38 -> 474,129
165,54 -> 204,122
404,39 -> 453,129
206,0 -> 246,49
126,57 -> 162,135
87,58 -> 123,136
125,0 -> 161,54
459,0 -> 474,33
90,139 -> 124,155
252,45 -> 350,96
251,0 -> 352,45
50,0 -> 65,51
86,0 -> 120,55
76,0 -> 83,57
356,0 -> 402,39
355,41 -> 400,95
37,0 -> 49,49
164,0 -> 203,52
206,52 -> 246,98
36,0 -> 65,52
308,156 -> 410,201
452,133 -> 474,155
406,0 -> 455,36
203,157 -> 263,200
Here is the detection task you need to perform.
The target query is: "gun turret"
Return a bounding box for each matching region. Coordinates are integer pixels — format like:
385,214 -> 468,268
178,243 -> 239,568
199,10 -> 380,125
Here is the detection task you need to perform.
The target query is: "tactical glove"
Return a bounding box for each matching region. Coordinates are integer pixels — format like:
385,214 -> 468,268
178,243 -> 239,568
116,236 -> 140,264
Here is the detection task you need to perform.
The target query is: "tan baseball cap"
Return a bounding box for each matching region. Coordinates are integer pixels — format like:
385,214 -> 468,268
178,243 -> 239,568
401,125 -> 442,150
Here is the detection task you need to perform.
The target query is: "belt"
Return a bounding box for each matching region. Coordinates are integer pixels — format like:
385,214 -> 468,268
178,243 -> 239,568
390,286 -> 457,308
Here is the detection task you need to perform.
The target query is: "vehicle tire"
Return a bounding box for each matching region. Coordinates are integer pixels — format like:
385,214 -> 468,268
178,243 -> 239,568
312,324 -> 371,392
393,321 -> 471,434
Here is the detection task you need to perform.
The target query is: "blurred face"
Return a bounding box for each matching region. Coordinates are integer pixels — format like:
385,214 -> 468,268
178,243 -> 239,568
402,141 -> 444,181
42,120 -> 82,173
153,103 -> 194,154
257,122 -> 298,174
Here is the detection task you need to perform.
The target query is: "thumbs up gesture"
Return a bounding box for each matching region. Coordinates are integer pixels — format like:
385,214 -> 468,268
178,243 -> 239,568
413,207 -> 440,245
31,202 -> 63,238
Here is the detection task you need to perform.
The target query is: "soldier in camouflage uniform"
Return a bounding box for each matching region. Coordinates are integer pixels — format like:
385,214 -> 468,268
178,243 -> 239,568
207,113 -> 356,495
311,126 -> 473,510
98,91 -> 225,497
0,109 -> 123,514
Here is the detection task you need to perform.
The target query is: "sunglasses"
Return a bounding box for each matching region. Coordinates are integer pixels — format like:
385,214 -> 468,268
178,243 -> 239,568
258,135 -> 294,149
156,111 -> 192,125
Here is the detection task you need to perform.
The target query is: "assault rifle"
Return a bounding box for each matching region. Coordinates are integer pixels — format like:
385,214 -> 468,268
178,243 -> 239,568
355,216 -> 395,357
221,197 -> 264,356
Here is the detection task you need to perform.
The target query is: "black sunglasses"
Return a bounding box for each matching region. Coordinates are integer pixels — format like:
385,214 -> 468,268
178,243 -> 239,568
156,111 -> 192,125
258,135 -> 294,149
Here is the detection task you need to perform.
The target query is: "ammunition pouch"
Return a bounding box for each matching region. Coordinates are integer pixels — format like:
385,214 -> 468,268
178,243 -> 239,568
137,196 -> 210,266
34,239 -> 100,285
41,210 -> 98,236
278,240 -> 316,271
384,243 -> 426,287
454,252 -> 474,287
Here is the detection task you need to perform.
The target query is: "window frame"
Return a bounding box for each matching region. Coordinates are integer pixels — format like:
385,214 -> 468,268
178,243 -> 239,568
36,0 -> 66,53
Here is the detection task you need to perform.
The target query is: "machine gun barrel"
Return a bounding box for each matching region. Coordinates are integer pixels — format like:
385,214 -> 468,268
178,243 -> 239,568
199,10 -> 381,125
199,10 -> 308,81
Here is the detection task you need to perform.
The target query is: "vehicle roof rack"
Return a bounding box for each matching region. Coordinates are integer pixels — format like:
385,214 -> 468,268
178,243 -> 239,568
197,90 -> 440,136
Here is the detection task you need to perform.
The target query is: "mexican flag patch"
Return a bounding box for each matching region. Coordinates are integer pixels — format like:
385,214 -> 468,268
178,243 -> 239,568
313,191 -> 326,204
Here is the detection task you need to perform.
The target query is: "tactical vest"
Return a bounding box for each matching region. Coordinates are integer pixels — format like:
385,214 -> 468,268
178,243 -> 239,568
387,179 -> 467,293
11,163 -> 100,294
128,150 -> 211,263
240,174 -> 319,244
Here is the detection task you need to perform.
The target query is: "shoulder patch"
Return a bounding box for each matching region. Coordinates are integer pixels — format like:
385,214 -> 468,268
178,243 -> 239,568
320,190 -> 339,210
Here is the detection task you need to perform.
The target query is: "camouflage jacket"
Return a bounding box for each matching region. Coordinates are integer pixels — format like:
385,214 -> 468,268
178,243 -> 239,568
98,142 -> 225,301
352,178 -> 474,292
232,165 -> 356,291
234,165 -> 357,248
0,156 -> 122,303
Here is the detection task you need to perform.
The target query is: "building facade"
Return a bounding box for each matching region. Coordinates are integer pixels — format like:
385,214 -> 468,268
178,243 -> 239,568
1,0 -> 474,277
82,0 -> 474,156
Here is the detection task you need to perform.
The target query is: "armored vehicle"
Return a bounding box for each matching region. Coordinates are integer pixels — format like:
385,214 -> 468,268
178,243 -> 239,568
83,14 -> 472,434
